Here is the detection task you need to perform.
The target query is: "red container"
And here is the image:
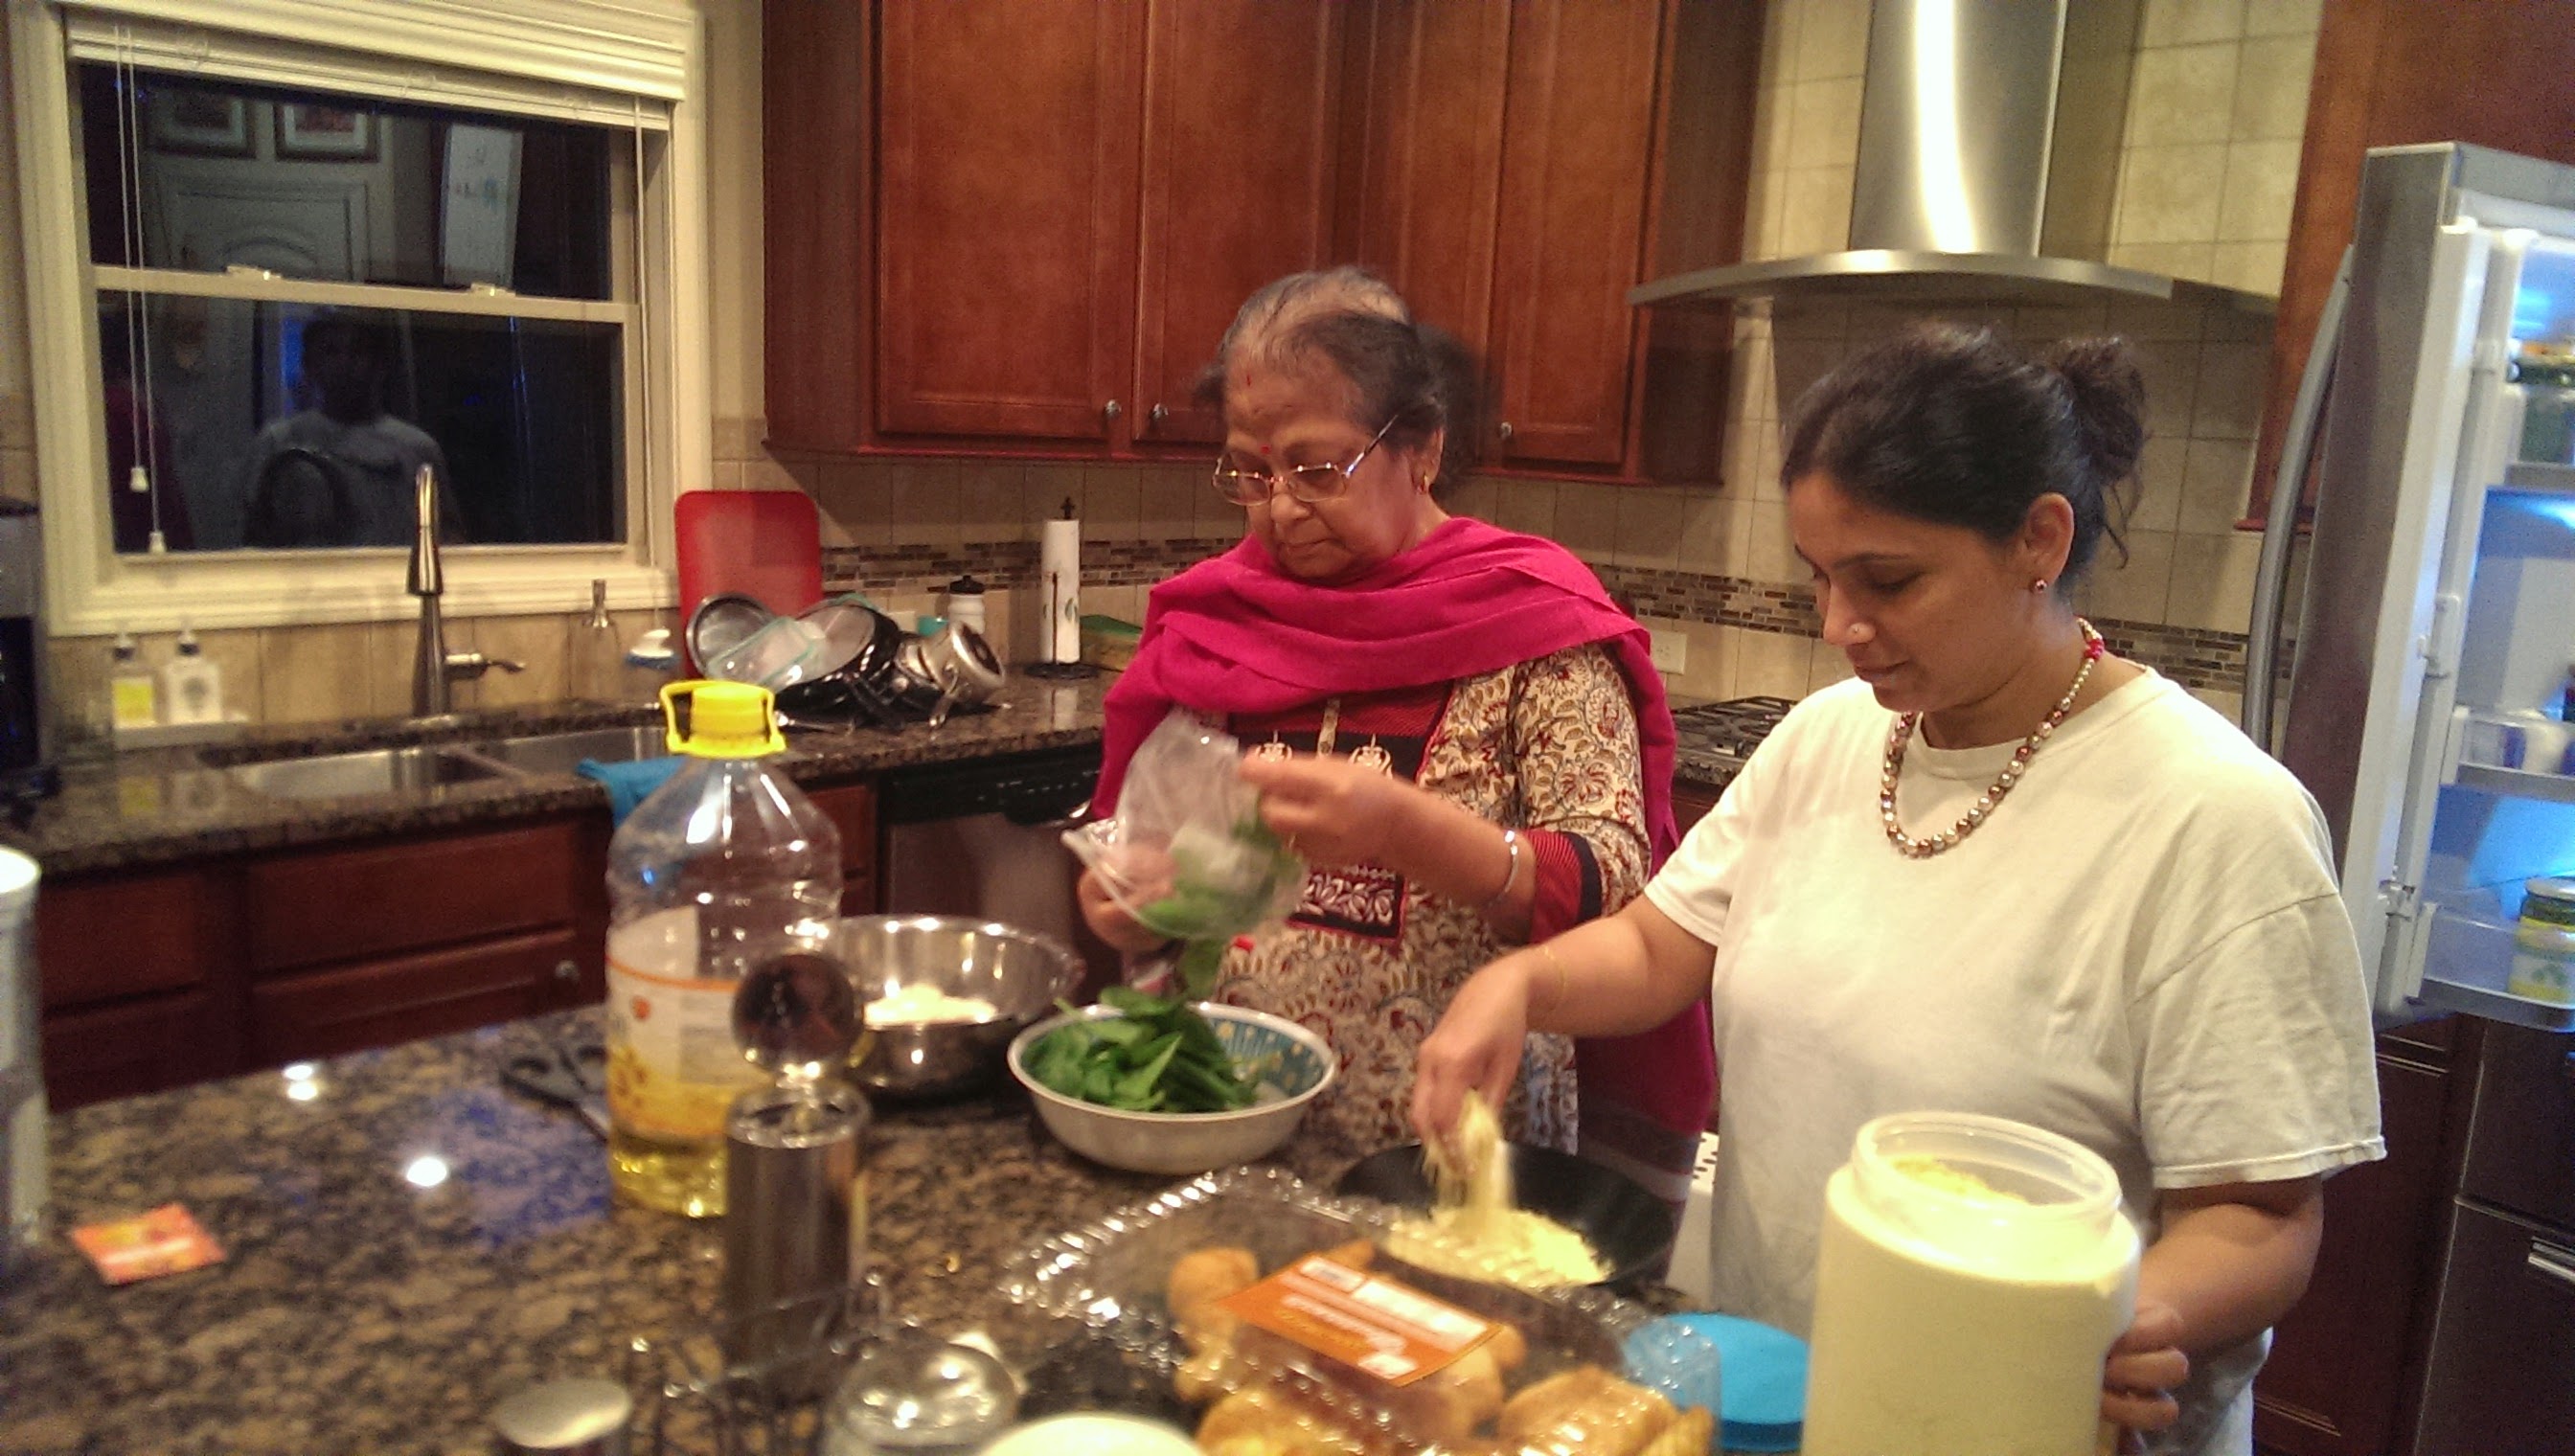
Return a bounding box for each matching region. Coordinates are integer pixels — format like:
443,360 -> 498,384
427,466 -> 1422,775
675,490 -> 824,627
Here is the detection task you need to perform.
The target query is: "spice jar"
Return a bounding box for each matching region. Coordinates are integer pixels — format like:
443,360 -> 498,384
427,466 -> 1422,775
2509,876 -> 2575,1006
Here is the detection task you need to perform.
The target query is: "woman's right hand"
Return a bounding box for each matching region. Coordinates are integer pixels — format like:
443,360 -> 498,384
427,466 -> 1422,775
1077,865 -> 1178,955
1410,955 -> 1538,1146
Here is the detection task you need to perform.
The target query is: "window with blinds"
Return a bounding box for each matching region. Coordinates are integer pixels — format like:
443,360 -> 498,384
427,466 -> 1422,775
78,63 -> 637,553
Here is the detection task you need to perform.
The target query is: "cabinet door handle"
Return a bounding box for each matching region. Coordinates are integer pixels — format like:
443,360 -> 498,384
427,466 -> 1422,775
1102,399 -> 1124,429
552,959 -> 579,985
1149,403 -> 1168,429
1497,420 -> 1515,443
2531,1240 -> 2575,1293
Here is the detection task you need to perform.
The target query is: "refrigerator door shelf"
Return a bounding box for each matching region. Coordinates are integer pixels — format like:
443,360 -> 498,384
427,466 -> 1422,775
2412,885 -> 2575,1032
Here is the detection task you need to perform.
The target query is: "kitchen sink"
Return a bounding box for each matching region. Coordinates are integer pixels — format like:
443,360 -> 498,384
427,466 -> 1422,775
465,724 -> 672,777
225,746 -> 508,800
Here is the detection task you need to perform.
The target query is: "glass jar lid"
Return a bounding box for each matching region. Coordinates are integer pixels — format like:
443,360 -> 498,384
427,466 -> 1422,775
2523,877 -> 2575,927
826,1330 -> 1018,1454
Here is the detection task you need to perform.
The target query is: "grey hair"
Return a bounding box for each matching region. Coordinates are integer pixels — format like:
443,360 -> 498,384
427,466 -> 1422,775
1196,267 -> 1484,491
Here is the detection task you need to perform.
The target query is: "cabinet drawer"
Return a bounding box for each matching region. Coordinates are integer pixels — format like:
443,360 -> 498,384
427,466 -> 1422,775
37,869 -> 222,1009
41,990 -> 227,1110
2414,1201 -> 2575,1455
248,927 -> 584,1066
246,822 -> 581,973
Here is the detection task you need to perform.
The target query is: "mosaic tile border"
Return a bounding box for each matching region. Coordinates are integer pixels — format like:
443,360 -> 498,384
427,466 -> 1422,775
823,537 -> 2255,694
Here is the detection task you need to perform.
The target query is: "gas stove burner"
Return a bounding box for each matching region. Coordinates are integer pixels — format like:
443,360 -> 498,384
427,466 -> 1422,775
1671,695 -> 1794,758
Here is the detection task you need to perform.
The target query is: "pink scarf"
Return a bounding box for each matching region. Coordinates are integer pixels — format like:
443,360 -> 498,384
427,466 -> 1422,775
1094,517 -> 1713,1149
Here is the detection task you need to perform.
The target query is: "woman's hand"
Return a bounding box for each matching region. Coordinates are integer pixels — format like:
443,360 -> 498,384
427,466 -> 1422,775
1409,956 -> 1538,1146
1076,864 -> 1176,956
2100,1299 -> 2188,1440
1236,751 -> 1430,870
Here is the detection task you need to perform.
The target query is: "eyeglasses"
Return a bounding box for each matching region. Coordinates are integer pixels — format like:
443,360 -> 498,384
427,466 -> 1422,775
1211,417 -> 1399,506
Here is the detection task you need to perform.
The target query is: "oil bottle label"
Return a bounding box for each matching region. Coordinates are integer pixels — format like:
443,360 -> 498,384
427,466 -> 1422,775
604,958 -> 763,1140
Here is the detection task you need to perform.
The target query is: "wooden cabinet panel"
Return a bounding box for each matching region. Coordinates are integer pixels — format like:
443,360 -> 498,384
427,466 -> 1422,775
1335,0 -> 1511,361
1130,0 -> 1344,447
2257,0 -> 2575,516
40,990 -> 226,1110
247,927 -> 584,1067
1487,0 -> 1665,468
2253,1038 -> 2465,1456
761,0 -> 871,453
36,867 -> 224,1009
874,0 -> 1143,441
245,821 -> 581,975
805,780 -> 880,915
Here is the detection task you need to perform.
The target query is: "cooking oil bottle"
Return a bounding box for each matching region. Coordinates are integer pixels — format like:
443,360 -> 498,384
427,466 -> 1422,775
604,680 -> 841,1216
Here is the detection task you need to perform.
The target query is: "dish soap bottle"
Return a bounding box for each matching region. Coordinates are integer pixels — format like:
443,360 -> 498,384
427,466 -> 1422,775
604,681 -> 842,1217
108,629 -> 158,732
160,626 -> 224,726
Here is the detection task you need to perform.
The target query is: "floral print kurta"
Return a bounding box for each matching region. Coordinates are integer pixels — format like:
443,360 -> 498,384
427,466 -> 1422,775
1212,643 -> 1650,1179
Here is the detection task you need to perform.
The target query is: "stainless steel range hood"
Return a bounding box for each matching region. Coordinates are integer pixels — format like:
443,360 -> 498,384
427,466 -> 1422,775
1630,0 -> 2274,315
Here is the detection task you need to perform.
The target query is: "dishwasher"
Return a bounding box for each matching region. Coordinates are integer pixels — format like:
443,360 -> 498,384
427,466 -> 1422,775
877,745 -> 1122,996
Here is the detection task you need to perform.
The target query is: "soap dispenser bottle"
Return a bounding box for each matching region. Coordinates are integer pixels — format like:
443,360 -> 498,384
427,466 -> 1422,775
161,627 -> 223,725
108,630 -> 158,731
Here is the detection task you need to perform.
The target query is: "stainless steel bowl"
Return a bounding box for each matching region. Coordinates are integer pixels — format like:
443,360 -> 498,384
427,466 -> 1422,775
840,916 -> 1082,1099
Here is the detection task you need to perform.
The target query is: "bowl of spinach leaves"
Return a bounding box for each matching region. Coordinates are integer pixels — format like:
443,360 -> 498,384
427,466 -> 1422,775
1008,987 -> 1335,1174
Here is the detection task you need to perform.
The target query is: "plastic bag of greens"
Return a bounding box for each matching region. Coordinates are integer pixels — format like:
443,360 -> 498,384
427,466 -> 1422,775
1065,710 -> 1306,996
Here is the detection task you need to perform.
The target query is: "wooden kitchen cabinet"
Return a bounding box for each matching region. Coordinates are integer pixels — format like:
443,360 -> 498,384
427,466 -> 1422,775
1338,0 -> 1757,476
805,780 -> 881,915
769,0 -> 1343,454
763,0 -> 1756,477
2253,1021 -> 2474,1456
34,784 -> 881,1108
2255,0 -> 2575,516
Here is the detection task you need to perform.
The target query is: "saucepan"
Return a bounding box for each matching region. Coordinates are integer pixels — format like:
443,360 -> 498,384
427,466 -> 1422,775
1335,1141 -> 1678,1289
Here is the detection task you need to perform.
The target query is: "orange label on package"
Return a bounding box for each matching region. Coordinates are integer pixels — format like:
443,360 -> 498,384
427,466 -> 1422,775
71,1203 -> 226,1285
1217,1253 -> 1496,1387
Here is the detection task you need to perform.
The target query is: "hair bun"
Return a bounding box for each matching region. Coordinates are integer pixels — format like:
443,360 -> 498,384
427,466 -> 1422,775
2043,337 -> 2147,488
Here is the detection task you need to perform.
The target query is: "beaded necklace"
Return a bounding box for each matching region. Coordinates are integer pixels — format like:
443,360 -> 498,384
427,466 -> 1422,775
1880,619 -> 2106,859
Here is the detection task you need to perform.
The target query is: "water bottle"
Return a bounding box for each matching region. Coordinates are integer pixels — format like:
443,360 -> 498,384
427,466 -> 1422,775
604,681 -> 841,1217
0,847 -> 42,1276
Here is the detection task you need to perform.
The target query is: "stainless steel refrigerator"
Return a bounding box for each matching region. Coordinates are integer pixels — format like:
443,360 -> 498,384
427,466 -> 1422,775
2250,142 -> 2575,1453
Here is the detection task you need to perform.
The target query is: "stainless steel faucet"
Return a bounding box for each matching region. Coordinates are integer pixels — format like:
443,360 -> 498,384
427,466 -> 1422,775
408,465 -> 522,717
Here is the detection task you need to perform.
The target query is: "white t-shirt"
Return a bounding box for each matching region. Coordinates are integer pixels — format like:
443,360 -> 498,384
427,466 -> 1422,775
1645,671 -> 2385,1456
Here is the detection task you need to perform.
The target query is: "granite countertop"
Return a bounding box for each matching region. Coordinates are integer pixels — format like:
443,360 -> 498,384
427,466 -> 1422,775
8,675 -> 1114,877
0,1009 -> 1182,1455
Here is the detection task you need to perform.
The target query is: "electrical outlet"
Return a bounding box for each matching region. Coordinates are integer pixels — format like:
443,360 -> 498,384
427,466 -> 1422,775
1649,628 -> 1688,674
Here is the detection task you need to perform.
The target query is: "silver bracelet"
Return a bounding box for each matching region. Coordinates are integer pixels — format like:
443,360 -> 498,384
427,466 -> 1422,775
1482,828 -> 1523,913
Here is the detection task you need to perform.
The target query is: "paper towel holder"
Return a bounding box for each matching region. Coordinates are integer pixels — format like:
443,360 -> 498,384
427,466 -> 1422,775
1024,497 -> 1097,681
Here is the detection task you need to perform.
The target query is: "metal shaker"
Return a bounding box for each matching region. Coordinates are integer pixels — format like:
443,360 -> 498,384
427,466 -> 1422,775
720,1079 -> 870,1372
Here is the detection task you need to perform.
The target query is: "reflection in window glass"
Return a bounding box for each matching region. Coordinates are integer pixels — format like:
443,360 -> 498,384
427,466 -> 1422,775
78,64 -> 614,300
99,300 -> 624,553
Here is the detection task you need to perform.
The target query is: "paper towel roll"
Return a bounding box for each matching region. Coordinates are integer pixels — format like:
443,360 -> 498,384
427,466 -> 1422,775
1040,516 -> 1082,664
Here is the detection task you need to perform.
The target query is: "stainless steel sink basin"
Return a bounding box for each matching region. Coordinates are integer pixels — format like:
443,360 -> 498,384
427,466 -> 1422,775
225,746 -> 509,800
464,724 -> 672,777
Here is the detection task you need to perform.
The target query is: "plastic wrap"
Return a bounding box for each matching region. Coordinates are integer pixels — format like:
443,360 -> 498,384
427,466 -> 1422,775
1065,712 -> 1305,994
1000,1167 -> 1721,1456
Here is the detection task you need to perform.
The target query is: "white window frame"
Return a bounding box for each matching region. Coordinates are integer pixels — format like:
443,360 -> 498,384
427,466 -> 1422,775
10,0 -> 706,634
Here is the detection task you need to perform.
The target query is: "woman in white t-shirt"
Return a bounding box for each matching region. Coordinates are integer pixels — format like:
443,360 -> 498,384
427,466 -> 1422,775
1412,324 -> 2385,1455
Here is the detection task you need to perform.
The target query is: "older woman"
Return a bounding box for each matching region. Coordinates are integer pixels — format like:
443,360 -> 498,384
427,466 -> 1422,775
1414,324 -> 2384,1453
1079,267 -> 1712,1187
